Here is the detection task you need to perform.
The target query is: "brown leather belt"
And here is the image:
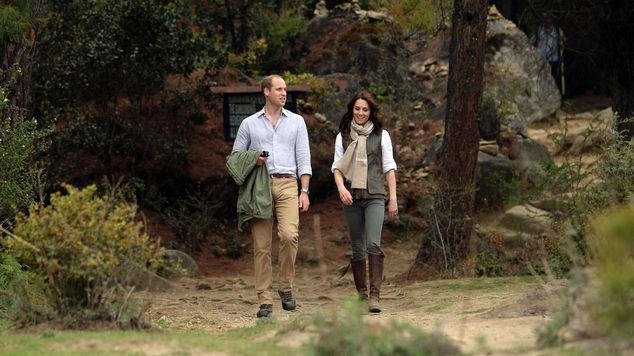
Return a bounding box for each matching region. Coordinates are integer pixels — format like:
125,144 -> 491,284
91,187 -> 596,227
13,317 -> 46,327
270,173 -> 295,179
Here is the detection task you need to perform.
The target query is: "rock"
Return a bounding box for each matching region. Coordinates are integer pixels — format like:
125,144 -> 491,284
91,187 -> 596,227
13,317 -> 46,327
482,279 -> 567,318
500,204 -> 554,235
297,16 -> 424,120
530,196 -> 568,214
118,261 -> 176,292
485,7 -> 561,127
162,249 -> 198,277
480,96 -> 501,140
558,268 -> 605,342
510,138 -> 553,185
314,0 -> 328,18
475,152 -> 514,211
422,136 -> 443,167
479,140 -> 499,156
314,112 -> 328,123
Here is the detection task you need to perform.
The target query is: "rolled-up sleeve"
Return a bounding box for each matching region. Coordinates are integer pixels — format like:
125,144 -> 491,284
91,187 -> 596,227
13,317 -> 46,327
382,130 -> 397,173
232,119 -> 250,153
296,117 -> 312,177
331,133 -> 344,173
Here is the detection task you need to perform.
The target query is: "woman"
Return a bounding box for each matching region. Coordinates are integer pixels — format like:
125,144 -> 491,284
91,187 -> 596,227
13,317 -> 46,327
332,91 -> 398,313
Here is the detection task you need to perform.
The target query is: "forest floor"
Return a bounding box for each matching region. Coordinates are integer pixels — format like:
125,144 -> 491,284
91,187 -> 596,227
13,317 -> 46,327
128,196 -> 558,355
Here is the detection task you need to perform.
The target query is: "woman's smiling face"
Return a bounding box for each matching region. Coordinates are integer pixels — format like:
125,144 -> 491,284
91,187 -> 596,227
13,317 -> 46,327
353,98 -> 370,125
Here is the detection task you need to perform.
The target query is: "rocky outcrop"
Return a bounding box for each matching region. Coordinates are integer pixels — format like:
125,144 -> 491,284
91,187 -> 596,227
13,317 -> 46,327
485,7 -> 561,132
296,16 -> 424,123
410,6 -> 561,131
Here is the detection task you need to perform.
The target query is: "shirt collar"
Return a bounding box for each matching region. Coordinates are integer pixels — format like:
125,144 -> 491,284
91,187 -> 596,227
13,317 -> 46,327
257,107 -> 290,119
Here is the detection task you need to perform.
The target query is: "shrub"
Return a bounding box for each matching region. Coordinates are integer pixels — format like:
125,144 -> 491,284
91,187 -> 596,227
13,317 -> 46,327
0,252 -> 52,326
0,118 -> 51,222
537,204 -> 634,346
588,204 -> 634,339
306,299 -> 460,355
369,0 -> 453,36
2,184 -> 162,325
283,71 -> 334,112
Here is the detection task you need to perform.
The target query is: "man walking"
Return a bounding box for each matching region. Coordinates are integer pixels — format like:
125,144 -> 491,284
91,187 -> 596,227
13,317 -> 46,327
232,74 -> 312,318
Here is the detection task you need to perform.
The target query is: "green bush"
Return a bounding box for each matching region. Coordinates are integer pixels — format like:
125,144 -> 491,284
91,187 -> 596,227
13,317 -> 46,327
0,3 -> 32,43
306,299 -> 460,355
370,0 -> 453,36
0,118 -> 51,222
589,204 -> 634,339
0,252 -> 52,326
2,184 -> 162,325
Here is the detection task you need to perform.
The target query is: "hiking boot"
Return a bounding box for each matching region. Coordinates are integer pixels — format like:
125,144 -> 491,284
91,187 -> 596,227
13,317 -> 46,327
278,290 -> 296,311
351,258 -> 368,300
256,304 -> 273,318
368,253 -> 384,313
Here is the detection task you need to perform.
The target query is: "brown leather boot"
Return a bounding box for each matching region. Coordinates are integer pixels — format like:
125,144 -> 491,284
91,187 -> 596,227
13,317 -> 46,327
350,259 -> 368,300
368,253 -> 384,313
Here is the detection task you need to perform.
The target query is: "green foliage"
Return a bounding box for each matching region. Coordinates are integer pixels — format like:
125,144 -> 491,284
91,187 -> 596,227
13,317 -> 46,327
589,205 -> 634,339
370,0 -> 453,36
0,3 -> 32,43
283,71 -> 334,111
0,118 -> 51,222
31,0 -> 202,183
368,82 -> 394,104
551,115 -> 632,249
2,184 -> 162,325
306,299 -> 460,355
0,253 -> 53,326
34,0 -> 204,116
163,185 -> 223,253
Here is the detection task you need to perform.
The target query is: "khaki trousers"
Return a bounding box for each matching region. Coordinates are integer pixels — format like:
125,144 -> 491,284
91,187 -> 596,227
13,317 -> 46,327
251,178 -> 299,304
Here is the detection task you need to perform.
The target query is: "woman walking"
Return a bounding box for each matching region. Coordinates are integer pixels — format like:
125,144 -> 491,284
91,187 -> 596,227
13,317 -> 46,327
332,91 -> 398,313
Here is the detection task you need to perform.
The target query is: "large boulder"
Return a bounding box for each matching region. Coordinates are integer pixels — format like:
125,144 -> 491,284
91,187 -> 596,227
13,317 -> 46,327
485,7 -> 561,132
409,7 -> 561,132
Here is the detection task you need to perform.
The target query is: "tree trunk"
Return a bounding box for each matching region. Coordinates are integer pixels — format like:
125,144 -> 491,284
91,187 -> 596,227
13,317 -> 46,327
413,0 -> 488,277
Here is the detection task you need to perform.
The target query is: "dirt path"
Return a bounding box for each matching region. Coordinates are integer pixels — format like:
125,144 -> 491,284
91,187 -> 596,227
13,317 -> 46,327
138,226 -> 549,355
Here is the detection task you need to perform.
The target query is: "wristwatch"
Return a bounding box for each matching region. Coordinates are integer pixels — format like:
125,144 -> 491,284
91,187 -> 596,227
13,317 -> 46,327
300,188 -> 310,195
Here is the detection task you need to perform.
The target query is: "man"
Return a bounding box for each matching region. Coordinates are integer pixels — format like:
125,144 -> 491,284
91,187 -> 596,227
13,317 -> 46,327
232,74 -> 312,318
530,15 -> 565,92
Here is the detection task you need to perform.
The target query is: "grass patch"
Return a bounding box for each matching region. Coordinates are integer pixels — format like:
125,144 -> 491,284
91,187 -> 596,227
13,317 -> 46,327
0,322 -> 293,356
404,276 -> 537,292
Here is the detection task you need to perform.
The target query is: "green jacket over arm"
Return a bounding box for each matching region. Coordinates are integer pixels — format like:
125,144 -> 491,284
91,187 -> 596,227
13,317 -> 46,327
226,150 -> 273,231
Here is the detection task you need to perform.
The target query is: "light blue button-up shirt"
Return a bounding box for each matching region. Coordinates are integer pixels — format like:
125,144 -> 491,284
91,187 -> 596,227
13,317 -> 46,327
232,107 -> 312,178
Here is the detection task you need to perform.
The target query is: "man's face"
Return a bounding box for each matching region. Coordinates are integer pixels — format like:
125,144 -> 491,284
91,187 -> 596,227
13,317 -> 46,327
265,77 -> 287,108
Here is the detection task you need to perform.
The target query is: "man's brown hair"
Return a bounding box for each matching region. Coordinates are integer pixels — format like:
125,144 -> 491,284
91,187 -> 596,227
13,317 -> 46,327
261,74 -> 284,93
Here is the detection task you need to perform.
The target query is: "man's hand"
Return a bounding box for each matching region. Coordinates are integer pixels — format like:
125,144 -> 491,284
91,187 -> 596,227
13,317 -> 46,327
299,192 -> 310,212
256,156 -> 267,166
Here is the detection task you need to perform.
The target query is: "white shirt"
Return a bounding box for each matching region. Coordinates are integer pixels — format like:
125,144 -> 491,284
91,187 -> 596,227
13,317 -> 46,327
331,130 -> 397,173
232,107 -> 312,177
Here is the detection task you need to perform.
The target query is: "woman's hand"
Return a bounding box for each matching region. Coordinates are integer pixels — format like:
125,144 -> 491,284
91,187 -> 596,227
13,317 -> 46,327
387,198 -> 398,219
338,187 -> 353,206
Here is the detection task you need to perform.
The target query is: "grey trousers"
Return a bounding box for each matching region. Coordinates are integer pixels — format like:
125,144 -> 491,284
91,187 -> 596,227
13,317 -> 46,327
342,198 -> 385,261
